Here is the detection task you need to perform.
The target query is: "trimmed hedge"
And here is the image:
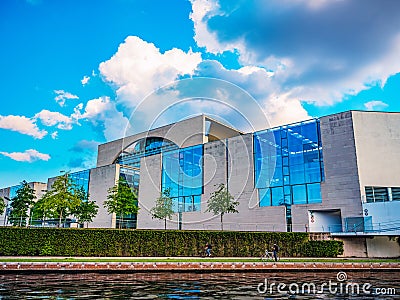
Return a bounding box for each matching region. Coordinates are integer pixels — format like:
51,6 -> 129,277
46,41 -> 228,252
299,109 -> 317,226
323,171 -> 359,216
0,228 -> 343,257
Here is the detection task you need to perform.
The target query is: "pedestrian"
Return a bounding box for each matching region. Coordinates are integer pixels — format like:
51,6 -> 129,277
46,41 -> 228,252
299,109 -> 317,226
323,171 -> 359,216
205,243 -> 212,257
272,243 -> 279,262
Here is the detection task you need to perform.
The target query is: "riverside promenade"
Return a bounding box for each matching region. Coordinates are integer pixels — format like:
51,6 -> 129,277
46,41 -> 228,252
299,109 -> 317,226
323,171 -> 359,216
1,257 -> 399,273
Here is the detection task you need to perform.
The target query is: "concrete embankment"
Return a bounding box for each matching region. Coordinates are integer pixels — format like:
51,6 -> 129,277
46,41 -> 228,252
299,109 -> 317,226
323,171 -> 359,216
1,261 -> 400,273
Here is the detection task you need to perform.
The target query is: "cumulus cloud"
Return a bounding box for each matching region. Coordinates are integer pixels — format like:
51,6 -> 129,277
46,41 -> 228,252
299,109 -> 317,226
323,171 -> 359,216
81,76 -> 90,86
54,90 -> 79,107
73,96 -> 130,140
34,110 -> 76,130
0,115 -> 47,139
364,100 -> 389,111
99,36 -> 202,108
0,149 -> 50,162
190,0 -> 400,106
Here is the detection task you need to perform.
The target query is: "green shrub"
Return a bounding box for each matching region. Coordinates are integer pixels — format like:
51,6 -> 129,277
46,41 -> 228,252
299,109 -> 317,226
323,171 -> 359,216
0,228 -> 342,257
300,240 -> 344,257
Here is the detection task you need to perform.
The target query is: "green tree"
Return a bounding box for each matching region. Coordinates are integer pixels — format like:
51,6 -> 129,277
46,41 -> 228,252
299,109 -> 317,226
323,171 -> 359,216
9,181 -> 36,227
0,197 -> 5,216
150,188 -> 174,230
40,172 -> 81,227
104,177 -> 139,229
31,196 -> 52,226
206,183 -> 239,231
72,186 -> 98,228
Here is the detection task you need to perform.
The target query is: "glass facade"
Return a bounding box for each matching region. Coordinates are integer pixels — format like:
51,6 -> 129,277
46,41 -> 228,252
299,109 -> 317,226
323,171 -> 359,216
115,137 -> 179,228
70,170 -> 90,194
254,119 -> 324,207
116,137 -> 179,168
118,166 -> 140,229
161,145 -> 203,213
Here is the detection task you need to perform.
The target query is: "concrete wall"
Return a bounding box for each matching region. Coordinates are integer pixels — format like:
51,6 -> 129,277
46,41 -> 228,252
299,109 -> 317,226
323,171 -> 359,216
352,111 -> 400,200
136,154 -> 172,229
89,164 -> 119,228
366,236 -> 400,258
334,237 -> 368,257
97,115 -> 206,167
362,201 -> 400,232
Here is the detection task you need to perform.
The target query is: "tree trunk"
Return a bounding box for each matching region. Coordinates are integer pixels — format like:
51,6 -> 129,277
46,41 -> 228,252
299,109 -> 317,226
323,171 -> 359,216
221,213 -> 224,231
164,218 -> 167,230
59,210 -> 63,228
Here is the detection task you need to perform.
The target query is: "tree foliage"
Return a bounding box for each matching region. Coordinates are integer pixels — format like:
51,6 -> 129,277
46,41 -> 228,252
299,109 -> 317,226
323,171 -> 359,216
0,197 -> 5,216
206,183 -> 239,230
39,172 -> 81,227
9,181 -> 36,227
104,177 -> 139,229
150,188 -> 174,230
72,186 -> 98,227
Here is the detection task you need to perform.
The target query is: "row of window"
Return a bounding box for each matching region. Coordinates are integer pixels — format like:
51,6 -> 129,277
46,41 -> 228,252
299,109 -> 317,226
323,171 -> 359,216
162,145 -> 203,213
70,170 -> 90,194
254,119 -> 324,207
365,186 -> 400,203
259,183 -> 322,206
171,195 -> 201,213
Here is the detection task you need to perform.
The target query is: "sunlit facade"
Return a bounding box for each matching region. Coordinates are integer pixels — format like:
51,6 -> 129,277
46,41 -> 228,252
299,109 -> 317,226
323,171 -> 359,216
2,111 -> 399,238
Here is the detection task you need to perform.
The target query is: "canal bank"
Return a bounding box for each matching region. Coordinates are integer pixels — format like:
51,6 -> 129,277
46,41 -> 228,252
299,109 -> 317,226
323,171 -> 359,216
1,260 -> 399,273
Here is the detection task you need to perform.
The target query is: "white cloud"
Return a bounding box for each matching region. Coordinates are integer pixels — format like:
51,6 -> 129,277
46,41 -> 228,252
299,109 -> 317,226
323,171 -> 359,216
73,96 -> 130,140
364,100 -> 389,111
54,90 -> 79,107
99,36 -> 202,108
51,131 -> 58,139
97,35 -> 310,133
81,76 -> 90,86
189,0 -> 400,109
0,115 -> 47,139
0,149 -> 50,162
34,110 -> 76,130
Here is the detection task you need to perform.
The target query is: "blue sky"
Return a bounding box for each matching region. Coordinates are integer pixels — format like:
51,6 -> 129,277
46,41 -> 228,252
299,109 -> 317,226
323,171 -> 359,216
1,0 -> 399,187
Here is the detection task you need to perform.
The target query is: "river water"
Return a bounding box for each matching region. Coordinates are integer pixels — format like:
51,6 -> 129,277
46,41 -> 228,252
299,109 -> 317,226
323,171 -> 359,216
0,271 -> 399,299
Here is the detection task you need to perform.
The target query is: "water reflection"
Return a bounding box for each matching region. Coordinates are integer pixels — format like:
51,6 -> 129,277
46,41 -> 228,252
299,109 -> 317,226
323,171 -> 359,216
0,272 -> 398,299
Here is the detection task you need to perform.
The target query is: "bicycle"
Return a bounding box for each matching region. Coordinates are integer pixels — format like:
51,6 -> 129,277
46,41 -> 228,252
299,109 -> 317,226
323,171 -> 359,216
260,250 -> 277,261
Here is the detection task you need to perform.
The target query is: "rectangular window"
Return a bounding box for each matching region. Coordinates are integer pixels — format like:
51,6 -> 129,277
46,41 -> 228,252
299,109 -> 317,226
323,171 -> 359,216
392,187 -> 400,201
373,187 -> 389,202
271,187 -> 284,206
292,184 -> 307,204
259,188 -> 271,207
307,183 -> 322,204
365,186 -> 374,203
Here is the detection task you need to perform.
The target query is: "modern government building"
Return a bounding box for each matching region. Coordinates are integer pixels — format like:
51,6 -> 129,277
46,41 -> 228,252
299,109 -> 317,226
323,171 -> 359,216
1,110 -> 400,256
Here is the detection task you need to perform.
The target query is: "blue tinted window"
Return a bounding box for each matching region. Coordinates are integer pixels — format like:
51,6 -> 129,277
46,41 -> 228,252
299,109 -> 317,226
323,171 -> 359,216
292,185 -> 307,204
70,170 -> 90,194
307,183 -> 322,203
162,145 -> 203,212
271,187 -> 284,206
254,119 -> 323,206
259,188 -> 271,206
